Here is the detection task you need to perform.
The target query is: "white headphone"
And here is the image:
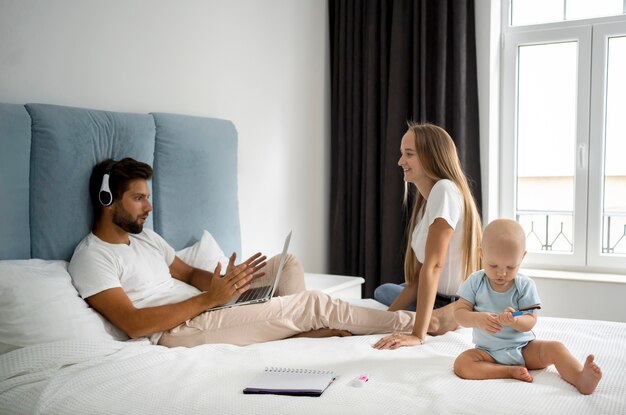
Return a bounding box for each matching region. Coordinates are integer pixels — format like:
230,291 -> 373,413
98,160 -> 118,206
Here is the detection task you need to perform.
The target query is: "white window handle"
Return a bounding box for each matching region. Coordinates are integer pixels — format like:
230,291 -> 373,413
578,143 -> 586,169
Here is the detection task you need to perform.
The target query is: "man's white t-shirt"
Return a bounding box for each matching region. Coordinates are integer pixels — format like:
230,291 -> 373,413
410,179 -> 465,296
69,228 -> 201,343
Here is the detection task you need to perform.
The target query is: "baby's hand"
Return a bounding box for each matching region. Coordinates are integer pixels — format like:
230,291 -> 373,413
478,312 -> 502,333
497,307 -> 516,326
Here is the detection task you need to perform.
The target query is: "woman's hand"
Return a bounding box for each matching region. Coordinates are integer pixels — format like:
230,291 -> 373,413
373,332 -> 424,350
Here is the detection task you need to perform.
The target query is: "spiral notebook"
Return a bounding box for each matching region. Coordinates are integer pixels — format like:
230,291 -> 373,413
243,367 -> 336,397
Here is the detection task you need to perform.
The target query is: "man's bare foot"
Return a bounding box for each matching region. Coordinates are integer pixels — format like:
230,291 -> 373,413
510,366 -> 533,382
291,328 -> 353,339
576,355 -> 602,395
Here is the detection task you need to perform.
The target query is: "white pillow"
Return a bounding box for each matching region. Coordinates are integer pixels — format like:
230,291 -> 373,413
176,230 -> 230,271
0,259 -> 127,354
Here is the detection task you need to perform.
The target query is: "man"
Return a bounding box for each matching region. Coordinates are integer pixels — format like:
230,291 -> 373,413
69,157 -> 416,347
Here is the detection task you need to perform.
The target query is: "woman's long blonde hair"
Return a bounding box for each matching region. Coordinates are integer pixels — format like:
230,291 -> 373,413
403,122 -> 482,284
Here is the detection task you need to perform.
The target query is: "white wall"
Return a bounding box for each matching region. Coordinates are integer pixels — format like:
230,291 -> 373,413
474,0 -> 500,225
528,273 -> 626,323
0,0 -> 330,272
474,0 -> 626,322
4,0 -> 624,322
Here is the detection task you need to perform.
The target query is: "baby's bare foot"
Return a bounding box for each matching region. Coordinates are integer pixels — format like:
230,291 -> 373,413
510,366 -> 533,383
576,355 -> 602,395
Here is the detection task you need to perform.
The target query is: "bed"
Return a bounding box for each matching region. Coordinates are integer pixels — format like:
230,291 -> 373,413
1,103 -> 625,415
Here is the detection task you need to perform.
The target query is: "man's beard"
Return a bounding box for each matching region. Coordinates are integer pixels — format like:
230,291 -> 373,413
112,206 -> 144,234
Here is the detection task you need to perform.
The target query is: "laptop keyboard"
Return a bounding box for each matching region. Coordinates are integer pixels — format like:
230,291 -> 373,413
236,285 -> 272,303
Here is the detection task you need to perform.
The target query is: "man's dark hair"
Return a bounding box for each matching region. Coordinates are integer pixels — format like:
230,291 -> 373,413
89,157 -> 153,220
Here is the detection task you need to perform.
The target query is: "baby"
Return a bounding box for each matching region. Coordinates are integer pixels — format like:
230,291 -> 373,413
453,219 -> 602,395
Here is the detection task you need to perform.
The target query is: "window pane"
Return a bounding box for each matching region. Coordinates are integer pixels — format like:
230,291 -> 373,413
516,42 -> 578,253
566,0 -> 624,21
603,35 -> 626,255
511,0 -> 564,26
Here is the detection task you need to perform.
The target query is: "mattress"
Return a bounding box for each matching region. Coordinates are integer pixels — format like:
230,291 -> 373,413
1,316 -> 624,415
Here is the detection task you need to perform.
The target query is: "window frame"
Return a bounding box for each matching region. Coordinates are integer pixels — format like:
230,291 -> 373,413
587,21 -> 626,271
501,2 -> 626,274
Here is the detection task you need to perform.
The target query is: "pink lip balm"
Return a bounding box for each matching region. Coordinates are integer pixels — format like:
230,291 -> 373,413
351,374 -> 369,387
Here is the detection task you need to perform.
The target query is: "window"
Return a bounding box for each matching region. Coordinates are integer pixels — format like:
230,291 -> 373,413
511,0 -> 625,26
501,2 -> 626,273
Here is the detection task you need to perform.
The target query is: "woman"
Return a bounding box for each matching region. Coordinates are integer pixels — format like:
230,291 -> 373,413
373,122 -> 482,349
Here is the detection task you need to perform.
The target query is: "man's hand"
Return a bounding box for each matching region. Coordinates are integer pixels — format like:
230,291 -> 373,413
203,262 -> 254,307
225,252 -> 267,282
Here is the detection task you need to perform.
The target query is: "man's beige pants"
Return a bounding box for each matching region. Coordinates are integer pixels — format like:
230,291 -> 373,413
159,254 -> 415,347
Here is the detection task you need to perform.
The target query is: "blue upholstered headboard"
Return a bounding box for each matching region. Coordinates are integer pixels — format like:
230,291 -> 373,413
0,103 -> 241,261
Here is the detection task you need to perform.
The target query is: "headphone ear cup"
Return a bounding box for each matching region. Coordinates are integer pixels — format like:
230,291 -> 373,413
99,173 -> 113,206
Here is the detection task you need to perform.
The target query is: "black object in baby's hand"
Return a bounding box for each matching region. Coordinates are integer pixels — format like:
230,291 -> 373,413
511,304 -> 541,316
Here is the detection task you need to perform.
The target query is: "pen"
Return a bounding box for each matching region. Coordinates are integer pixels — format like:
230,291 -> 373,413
511,304 -> 541,316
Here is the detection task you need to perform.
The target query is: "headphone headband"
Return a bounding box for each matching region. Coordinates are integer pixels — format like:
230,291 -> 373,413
104,160 -> 118,175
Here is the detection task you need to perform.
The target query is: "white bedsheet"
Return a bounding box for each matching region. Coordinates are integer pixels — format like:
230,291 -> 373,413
1,317 -> 624,415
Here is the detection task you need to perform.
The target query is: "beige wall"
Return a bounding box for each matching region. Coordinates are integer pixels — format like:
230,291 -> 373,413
518,176 -> 626,211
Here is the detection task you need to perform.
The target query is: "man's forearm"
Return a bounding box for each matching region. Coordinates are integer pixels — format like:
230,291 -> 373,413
123,294 -> 215,338
86,287 -> 220,340
185,268 -> 214,291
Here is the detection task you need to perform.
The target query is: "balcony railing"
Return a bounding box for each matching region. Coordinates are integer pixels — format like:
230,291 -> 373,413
603,212 -> 626,254
515,210 -> 626,255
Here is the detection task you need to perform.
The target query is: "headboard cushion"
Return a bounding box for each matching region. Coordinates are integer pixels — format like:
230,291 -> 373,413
0,104 -> 32,260
0,103 -> 241,261
26,104 -> 156,260
152,113 -> 241,254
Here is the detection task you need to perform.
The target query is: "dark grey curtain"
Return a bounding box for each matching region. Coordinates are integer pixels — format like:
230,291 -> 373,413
329,0 -> 482,297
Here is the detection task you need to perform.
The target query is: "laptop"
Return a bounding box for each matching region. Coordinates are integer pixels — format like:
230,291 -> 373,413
207,231 -> 292,311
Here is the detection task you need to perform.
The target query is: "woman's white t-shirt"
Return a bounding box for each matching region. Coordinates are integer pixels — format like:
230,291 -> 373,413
410,179 -> 465,296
